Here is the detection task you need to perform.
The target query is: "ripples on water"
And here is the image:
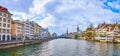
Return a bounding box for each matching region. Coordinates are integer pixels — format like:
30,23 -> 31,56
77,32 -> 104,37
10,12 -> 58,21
1,39 -> 120,56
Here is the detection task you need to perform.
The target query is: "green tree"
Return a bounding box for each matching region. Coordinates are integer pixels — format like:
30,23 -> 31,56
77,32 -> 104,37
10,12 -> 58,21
75,34 -> 79,39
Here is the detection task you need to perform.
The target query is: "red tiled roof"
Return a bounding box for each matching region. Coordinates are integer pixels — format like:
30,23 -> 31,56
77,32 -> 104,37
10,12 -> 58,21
106,24 -> 117,31
0,5 -> 10,13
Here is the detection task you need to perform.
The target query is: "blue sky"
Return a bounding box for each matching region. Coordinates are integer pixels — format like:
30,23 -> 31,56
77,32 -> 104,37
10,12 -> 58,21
0,0 -> 120,35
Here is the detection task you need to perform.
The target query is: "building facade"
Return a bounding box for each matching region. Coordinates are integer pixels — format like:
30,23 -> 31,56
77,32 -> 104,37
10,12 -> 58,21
95,23 -> 120,42
30,21 -> 34,39
40,28 -> 50,38
38,25 -> 41,38
52,32 -> 57,37
0,6 -> 12,41
11,20 -> 24,40
33,23 -> 39,39
23,20 -> 34,40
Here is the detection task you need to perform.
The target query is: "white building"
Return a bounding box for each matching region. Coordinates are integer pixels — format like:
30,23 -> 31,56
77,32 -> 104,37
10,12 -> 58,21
40,28 -> 50,38
97,24 -> 108,36
0,6 -> 12,41
23,20 -> 34,40
107,24 -> 119,39
96,23 -> 119,42
30,21 -> 34,39
52,32 -> 57,37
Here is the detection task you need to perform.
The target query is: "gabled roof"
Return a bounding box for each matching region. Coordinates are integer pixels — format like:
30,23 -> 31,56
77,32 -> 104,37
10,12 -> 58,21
110,24 -> 117,31
97,23 -> 118,31
106,24 -> 117,31
97,23 -> 109,29
102,24 -> 109,28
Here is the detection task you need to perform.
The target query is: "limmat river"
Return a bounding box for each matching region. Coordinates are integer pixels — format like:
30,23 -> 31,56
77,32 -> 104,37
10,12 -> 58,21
0,39 -> 120,56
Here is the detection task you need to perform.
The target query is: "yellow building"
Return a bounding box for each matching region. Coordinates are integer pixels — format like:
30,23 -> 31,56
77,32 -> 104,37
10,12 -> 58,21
33,23 -> 40,39
38,25 -> 41,37
11,20 -> 24,40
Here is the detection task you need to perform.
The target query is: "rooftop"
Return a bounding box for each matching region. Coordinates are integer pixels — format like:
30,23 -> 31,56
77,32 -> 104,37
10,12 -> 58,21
0,5 -> 11,14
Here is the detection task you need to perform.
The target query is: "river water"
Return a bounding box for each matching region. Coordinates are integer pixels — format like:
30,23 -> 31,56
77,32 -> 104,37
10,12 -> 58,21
0,39 -> 120,56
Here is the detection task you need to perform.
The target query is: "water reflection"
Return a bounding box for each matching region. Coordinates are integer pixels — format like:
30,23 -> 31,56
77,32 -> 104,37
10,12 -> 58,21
1,39 -> 120,56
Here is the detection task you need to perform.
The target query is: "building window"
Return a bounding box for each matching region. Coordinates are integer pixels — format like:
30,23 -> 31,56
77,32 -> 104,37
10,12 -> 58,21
3,18 -> 6,22
0,12 -> 2,16
0,23 -> 1,26
3,23 -> 6,27
3,29 -> 6,33
17,26 -> 20,29
7,24 -> 10,28
7,29 -> 10,33
4,14 -> 7,17
17,30 -> 20,33
0,18 -> 2,21
8,19 -> 10,23
8,15 -> 11,18
0,29 -> 1,33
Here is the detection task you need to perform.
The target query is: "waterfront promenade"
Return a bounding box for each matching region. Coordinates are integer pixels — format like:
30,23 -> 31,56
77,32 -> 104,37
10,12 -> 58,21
0,38 -> 52,49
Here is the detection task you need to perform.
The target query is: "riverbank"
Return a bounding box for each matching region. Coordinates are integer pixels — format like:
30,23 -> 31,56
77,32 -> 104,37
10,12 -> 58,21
0,39 -> 52,50
78,38 -> 120,43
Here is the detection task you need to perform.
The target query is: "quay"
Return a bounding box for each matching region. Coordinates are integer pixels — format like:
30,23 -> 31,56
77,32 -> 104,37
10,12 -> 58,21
0,39 -> 52,49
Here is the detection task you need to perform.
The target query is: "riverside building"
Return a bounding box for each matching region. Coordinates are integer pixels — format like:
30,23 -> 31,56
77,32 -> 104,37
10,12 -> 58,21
0,6 -> 12,41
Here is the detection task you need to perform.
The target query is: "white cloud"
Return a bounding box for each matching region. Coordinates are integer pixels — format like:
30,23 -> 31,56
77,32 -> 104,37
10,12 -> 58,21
13,0 -> 19,2
28,0 -> 56,28
39,14 -> 56,28
11,11 -> 28,20
29,0 -> 52,15
52,0 -> 120,33
11,0 -> 55,28
107,0 -> 120,9
9,0 -> 120,34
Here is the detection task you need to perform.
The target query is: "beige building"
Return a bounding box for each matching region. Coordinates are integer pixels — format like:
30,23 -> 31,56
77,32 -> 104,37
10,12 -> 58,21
11,20 -> 24,40
96,23 -> 120,42
0,6 -> 12,41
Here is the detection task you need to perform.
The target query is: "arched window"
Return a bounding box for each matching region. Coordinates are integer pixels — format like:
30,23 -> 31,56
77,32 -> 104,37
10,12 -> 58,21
0,35 -> 1,41
7,35 -> 10,41
2,35 -> 5,41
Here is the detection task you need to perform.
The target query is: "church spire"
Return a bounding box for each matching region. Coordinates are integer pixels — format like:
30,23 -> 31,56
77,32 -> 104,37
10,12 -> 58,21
66,28 -> 68,34
103,21 -> 106,24
66,28 -> 68,37
77,25 -> 80,33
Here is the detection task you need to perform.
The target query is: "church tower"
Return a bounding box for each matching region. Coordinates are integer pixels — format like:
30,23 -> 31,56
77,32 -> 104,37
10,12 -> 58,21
67,28 -> 68,34
77,25 -> 80,33
66,28 -> 68,37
